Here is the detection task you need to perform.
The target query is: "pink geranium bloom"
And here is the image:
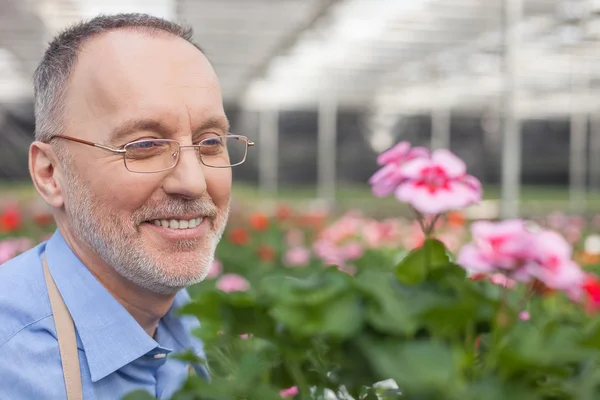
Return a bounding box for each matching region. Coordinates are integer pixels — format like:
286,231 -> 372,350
280,386 -> 299,398
395,149 -> 482,215
216,274 -> 250,293
369,142 -> 429,197
525,231 -> 585,292
362,219 -> 402,248
458,220 -> 589,304
340,241 -> 364,260
519,311 -> 530,321
376,141 -> 429,166
457,220 -> 534,277
284,247 -> 311,267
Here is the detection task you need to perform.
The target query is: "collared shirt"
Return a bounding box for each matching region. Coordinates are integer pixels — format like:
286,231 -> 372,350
0,230 -> 209,399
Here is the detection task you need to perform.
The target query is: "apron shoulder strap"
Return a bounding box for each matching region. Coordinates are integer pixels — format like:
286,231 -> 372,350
42,254 -> 84,400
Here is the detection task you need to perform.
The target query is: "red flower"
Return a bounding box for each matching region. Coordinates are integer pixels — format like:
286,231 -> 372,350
0,206 -> 21,232
583,274 -> 600,313
249,212 -> 269,232
275,204 -> 293,221
446,211 -> 466,228
228,228 -> 249,246
257,245 -> 276,262
33,212 -> 54,227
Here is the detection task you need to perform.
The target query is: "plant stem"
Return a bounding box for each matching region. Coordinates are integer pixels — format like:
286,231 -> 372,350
286,361 -> 310,399
425,214 -> 441,237
412,208 -> 427,235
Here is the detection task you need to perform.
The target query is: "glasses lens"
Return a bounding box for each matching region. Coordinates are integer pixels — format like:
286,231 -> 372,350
200,136 -> 248,167
124,140 -> 178,172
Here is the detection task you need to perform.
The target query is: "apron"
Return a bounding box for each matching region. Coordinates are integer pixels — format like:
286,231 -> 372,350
42,255 -> 199,400
42,254 -> 84,400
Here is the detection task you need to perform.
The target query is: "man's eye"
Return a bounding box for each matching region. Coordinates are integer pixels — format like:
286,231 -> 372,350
202,138 -> 222,146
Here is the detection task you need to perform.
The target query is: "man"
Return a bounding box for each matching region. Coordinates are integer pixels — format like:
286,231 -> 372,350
0,13 -> 254,399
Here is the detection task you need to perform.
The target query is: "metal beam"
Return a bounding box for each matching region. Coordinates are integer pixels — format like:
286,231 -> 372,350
317,89 -> 338,208
258,108 -> 279,195
500,0 -> 523,218
235,0 -> 344,100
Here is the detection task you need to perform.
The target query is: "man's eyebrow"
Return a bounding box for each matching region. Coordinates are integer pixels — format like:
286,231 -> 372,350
109,116 -> 231,144
109,118 -> 171,144
196,117 -> 230,134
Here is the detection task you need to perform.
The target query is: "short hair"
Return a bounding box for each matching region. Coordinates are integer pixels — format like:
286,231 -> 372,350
33,13 -> 201,142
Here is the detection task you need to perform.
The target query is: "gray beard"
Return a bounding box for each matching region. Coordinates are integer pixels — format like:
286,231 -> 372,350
63,168 -> 228,295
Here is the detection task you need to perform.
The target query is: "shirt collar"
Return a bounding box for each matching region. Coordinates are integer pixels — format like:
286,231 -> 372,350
44,229 -> 202,382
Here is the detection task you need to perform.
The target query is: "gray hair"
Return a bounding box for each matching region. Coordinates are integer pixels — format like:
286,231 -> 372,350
33,13 -> 201,143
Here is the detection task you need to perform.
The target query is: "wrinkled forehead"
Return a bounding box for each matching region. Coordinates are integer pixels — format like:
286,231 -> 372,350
65,30 -> 225,142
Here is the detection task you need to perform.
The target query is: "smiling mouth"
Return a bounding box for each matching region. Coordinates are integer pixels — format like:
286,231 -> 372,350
147,217 -> 204,229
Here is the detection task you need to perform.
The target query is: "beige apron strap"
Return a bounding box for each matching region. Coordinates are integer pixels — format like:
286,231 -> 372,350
42,254 -> 84,400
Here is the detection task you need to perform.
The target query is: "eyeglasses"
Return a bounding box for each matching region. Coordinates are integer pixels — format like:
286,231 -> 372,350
48,134 -> 255,173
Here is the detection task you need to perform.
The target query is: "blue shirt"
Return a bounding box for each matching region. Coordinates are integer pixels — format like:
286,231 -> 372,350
0,230 -> 208,399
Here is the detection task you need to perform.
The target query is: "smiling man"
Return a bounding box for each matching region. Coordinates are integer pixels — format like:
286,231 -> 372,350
0,13 -> 253,399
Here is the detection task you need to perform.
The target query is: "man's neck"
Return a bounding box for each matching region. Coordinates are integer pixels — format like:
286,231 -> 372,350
60,228 -> 176,337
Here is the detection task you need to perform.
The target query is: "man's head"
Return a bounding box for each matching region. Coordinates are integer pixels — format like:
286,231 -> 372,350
29,13 -> 232,295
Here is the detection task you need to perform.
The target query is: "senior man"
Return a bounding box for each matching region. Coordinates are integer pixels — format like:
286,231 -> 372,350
0,13 -> 254,399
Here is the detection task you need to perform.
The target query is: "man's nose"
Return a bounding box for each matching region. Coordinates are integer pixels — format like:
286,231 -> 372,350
162,145 -> 207,199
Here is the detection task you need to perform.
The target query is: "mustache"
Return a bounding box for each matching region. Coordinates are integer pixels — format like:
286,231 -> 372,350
132,198 -> 219,223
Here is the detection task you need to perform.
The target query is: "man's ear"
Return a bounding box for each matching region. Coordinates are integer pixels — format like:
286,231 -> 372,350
29,141 -> 65,208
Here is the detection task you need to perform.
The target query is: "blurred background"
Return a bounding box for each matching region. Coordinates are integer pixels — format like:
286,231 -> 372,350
1,0 -> 600,219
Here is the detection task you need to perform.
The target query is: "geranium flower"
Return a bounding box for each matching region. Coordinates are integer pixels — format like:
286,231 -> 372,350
395,149 -> 482,215
216,274 -> 250,293
369,141 -> 429,197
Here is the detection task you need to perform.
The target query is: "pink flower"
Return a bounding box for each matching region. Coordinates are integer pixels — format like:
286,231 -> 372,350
205,259 -> 223,279
362,219 -> 402,248
519,311 -> 530,321
457,220 -> 534,276
341,241 -> 364,260
0,238 -> 34,265
369,142 -> 429,197
216,274 -> 250,293
280,386 -> 299,398
284,247 -> 311,266
240,333 -> 250,339
376,141 -> 429,166
313,240 -> 344,266
525,231 -> 585,292
395,149 -> 482,215
458,220 -> 587,301
489,273 -> 517,289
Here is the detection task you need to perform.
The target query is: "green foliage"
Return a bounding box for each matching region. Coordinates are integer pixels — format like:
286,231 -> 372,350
156,235 -> 600,400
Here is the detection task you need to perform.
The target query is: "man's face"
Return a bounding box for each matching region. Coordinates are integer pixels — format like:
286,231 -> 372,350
59,30 -> 231,294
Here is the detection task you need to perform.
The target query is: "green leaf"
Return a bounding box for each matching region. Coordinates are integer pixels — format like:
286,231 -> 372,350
460,377 -> 541,400
498,322 -> 589,373
262,267 -> 351,306
581,318 -> 600,349
395,239 -> 450,284
121,390 -> 156,400
270,292 -> 363,338
354,270 -> 417,336
358,336 -> 461,396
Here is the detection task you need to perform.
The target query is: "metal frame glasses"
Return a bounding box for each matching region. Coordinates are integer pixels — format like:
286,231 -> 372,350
49,134 -> 255,173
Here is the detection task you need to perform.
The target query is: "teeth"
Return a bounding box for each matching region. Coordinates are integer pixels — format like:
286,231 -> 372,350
150,217 -> 204,230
